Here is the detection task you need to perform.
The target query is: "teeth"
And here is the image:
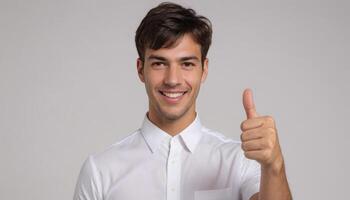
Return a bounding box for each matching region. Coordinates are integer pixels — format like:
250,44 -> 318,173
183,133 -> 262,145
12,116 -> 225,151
162,92 -> 185,98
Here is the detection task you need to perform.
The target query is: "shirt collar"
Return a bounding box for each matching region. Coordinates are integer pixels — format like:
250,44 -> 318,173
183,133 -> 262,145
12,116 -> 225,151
140,112 -> 203,154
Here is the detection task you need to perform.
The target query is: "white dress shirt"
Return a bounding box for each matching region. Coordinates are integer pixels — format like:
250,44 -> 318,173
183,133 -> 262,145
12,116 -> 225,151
73,114 -> 261,200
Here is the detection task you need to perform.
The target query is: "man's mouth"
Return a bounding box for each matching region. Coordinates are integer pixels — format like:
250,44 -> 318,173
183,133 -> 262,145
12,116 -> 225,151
160,91 -> 187,98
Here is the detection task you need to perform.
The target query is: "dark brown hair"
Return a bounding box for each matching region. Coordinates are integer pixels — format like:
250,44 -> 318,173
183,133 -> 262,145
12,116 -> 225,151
135,2 -> 212,64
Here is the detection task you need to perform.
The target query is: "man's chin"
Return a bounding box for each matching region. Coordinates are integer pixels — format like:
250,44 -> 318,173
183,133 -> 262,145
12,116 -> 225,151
158,108 -> 188,121
161,112 -> 184,121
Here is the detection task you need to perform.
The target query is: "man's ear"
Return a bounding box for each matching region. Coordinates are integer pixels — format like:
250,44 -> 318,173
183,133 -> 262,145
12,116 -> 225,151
201,58 -> 209,83
136,58 -> 145,83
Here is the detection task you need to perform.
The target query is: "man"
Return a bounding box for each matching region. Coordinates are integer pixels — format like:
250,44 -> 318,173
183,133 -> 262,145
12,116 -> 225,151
73,2 -> 292,200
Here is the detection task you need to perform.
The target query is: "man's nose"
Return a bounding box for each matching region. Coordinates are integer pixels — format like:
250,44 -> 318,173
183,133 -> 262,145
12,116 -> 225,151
164,65 -> 182,87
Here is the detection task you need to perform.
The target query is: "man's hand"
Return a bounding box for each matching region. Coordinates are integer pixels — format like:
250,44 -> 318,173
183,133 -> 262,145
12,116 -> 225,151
240,88 -> 292,200
240,88 -> 284,173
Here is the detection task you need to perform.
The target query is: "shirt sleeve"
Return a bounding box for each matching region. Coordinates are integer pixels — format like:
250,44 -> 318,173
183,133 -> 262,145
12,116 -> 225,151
73,156 -> 103,200
239,153 -> 261,200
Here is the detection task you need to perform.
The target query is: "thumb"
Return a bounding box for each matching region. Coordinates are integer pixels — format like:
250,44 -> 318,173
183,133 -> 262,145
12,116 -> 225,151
243,88 -> 258,119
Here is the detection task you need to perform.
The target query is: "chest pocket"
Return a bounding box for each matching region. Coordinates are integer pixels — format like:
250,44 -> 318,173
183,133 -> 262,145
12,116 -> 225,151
194,187 -> 232,200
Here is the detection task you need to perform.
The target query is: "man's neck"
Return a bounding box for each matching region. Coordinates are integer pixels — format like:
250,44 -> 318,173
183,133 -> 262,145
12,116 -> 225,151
147,111 -> 196,137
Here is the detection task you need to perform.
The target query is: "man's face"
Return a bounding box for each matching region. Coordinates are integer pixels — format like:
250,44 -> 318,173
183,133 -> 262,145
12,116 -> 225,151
137,34 -> 208,121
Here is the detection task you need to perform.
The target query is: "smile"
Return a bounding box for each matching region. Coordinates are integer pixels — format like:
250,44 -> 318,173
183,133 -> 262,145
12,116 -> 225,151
159,90 -> 188,103
160,91 -> 186,98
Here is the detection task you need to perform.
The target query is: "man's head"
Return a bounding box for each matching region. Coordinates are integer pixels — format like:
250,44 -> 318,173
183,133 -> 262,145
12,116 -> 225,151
135,2 -> 212,125
135,2 -> 212,65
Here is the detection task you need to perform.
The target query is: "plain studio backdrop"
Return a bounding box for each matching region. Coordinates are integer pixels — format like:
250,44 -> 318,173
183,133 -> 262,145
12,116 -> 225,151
0,0 -> 349,199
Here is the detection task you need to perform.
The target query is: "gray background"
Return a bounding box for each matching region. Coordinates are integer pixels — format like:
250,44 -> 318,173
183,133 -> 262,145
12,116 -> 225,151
0,0 -> 349,199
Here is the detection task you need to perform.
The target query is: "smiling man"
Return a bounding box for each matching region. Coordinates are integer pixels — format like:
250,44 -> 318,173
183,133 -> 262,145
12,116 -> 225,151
138,34 -> 207,136
73,2 -> 292,200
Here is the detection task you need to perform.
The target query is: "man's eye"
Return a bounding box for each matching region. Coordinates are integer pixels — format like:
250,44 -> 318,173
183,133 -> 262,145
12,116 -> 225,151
152,62 -> 166,67
183,62 -> 195,67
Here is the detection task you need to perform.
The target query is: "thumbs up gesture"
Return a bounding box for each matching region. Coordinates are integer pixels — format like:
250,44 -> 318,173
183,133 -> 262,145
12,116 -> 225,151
240,88 -> 284,171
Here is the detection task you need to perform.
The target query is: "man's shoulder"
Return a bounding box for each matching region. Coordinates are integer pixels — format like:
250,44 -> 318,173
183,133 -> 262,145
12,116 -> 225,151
88,129 -> 143,166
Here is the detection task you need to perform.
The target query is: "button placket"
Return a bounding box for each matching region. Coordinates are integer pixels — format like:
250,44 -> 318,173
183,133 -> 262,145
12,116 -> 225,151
166,137 -> 182,200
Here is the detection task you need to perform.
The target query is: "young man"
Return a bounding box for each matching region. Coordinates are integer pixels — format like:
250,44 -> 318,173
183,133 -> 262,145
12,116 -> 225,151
73,2 -> 292,200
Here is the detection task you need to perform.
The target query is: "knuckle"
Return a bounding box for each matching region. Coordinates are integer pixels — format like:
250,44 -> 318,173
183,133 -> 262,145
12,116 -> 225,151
266,127 -> 276,136
241,142 -> 246,151
240,121 -> 246,130
241,132 -> 247,141
244,151 -> 250,158
265,116 -> 275,124
244,151 -> 254,159
267,140 -> 274,149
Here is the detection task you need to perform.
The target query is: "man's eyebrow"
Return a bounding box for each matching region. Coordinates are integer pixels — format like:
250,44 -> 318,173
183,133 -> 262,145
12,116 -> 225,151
147,55 -> 200,62
147,55 -> 167,61
179,56 -> 200,62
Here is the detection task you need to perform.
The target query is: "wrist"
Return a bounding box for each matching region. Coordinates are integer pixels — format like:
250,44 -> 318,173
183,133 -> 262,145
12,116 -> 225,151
261,155 -> 285,176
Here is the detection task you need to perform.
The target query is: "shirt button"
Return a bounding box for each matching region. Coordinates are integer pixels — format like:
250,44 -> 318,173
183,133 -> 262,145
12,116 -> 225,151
171,187 -> 175,192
